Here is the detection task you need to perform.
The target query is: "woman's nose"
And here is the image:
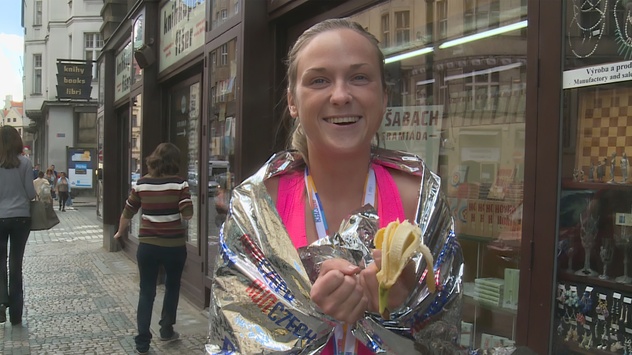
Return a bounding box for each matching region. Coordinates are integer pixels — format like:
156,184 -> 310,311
330,82 -> 352,105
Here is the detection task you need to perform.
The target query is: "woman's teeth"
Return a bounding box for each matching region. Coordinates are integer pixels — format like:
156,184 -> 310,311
327,116 -> 359,124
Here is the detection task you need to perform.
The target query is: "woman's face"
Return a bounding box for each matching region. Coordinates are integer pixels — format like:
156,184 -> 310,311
288,28 -> 387,157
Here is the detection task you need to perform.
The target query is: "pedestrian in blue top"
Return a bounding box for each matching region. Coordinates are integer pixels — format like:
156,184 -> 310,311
0,125 -> 36,325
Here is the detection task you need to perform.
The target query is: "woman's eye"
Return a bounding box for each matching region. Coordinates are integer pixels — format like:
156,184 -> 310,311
311,78 -> 327,85
352,74 -> 369,82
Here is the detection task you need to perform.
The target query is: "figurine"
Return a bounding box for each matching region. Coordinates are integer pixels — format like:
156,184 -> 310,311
622,152 -> 628,183
579,169 -> 584,182
573,168 -> 579,182
610,152 -> 617,183
597,158 -> 606,182
588,162 -> 595,182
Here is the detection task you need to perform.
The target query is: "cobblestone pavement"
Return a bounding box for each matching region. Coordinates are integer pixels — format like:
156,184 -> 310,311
1,200 -> 209,354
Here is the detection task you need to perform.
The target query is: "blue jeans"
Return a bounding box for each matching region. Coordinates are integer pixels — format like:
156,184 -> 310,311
0,217 -> 31,323
134,243 -> 187,351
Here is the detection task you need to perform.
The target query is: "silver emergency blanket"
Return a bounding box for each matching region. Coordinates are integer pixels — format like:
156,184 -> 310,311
205,148 -> 464,354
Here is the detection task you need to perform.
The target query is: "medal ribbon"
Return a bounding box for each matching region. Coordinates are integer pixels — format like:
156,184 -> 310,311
304,165 -> 376,355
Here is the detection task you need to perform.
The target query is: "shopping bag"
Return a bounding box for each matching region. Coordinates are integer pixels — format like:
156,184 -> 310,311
66,196 -> 73,207
30,198 -> 60,231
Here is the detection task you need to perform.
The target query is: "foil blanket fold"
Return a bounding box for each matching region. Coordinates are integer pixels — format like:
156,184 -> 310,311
205,149 -> 464,354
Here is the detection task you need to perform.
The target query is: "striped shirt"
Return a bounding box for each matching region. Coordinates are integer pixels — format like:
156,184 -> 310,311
122,175 -> 193,247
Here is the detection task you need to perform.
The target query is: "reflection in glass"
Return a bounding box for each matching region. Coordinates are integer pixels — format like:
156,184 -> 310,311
132,14 -> 144,85
208,38 -> 237,255
170,82 -> 201,246
349,0 -> 527,349
210,0 -> 239,30
130,95 -> 142,238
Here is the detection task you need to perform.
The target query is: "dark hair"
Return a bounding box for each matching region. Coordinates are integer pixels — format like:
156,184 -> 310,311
284,18 -> 386,159
38,171 -> 45,178
0,125 -> 24,169
145,142 -> 181,177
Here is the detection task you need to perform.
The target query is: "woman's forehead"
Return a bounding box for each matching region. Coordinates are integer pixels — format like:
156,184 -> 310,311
296,29 -> 378,66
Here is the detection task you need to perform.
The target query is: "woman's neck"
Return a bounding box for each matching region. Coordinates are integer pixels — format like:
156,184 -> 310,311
306,148 -> 372,200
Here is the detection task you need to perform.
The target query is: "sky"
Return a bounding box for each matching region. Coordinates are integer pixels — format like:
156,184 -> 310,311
0,1 -> 24,103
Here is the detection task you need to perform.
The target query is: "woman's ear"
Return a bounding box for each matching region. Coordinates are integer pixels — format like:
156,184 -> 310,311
287,90 -> 298,118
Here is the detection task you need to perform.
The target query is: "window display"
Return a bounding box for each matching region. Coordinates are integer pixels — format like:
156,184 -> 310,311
553,1 -> 632,352
348,0 -> 527,350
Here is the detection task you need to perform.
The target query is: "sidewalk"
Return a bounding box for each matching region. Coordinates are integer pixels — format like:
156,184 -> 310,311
1,200 -> 209,354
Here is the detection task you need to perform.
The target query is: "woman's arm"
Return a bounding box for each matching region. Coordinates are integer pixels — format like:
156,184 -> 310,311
113,214 -> 131,239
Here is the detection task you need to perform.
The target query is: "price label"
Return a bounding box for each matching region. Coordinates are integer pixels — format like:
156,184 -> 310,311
614,292 -> 622,299
599,293 -> 607,300
597,315 -> 605,321
570,285 -> 578,292
624,297 -> 632,304
626,327 -> 632,334
586,316 -> 593,322
585,286 -> 594,292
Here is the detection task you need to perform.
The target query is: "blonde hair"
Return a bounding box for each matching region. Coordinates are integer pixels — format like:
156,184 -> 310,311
285,18 -> 386,161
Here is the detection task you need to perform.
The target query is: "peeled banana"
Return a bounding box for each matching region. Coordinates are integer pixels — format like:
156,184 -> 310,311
374,219 -> 436,319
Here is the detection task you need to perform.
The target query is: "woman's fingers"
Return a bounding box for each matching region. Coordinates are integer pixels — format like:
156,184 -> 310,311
311,259 -> 367,323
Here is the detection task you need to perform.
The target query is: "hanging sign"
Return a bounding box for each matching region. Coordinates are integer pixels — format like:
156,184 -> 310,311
56,60 -> 93,100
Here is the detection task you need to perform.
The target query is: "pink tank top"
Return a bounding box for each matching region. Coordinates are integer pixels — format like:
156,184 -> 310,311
276,163 -> 406,355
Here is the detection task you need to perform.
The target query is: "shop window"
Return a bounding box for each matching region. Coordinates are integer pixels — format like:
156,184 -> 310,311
129,94 -> 143,239
76,112 -> 97,145
346,1 -> 528,349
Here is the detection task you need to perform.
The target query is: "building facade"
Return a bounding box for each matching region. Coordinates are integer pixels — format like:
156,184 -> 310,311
22,0 -> 103,193
95,0 -> 632,353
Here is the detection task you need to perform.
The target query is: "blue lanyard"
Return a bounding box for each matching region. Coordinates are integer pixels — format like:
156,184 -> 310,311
304,166 -> 377,239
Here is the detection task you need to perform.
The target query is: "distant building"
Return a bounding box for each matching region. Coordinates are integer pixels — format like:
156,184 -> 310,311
21,0 -> 102,176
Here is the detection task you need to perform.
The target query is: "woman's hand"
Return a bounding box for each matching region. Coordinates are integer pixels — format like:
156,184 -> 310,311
310,258 -> 367,324
359,249 -> 418,315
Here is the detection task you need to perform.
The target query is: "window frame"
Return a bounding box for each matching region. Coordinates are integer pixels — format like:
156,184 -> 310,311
33,54 -> 42,95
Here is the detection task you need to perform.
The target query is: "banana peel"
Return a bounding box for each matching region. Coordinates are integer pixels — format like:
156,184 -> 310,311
374,219 -> 436,319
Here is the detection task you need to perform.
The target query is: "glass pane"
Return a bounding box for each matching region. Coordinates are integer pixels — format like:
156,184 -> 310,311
129,95 -> 142,238
207,37 -> 237,272
210,0 -> 240,30
553,1 -> 632,352
350,0 -> 527,350
170,82 -> 201,246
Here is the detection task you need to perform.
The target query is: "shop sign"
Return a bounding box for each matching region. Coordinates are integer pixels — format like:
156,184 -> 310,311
66,148 -> 95,189
563,60 -> 632,89
379,105 -> 443,172
56,60 -> 93,100
159,0 -> 206,72
115,42 -> 132,101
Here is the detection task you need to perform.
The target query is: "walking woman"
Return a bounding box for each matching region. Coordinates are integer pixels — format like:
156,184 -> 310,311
55,172 -> 70,211
114,142 -> 193,355
0,125 -> 36,325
